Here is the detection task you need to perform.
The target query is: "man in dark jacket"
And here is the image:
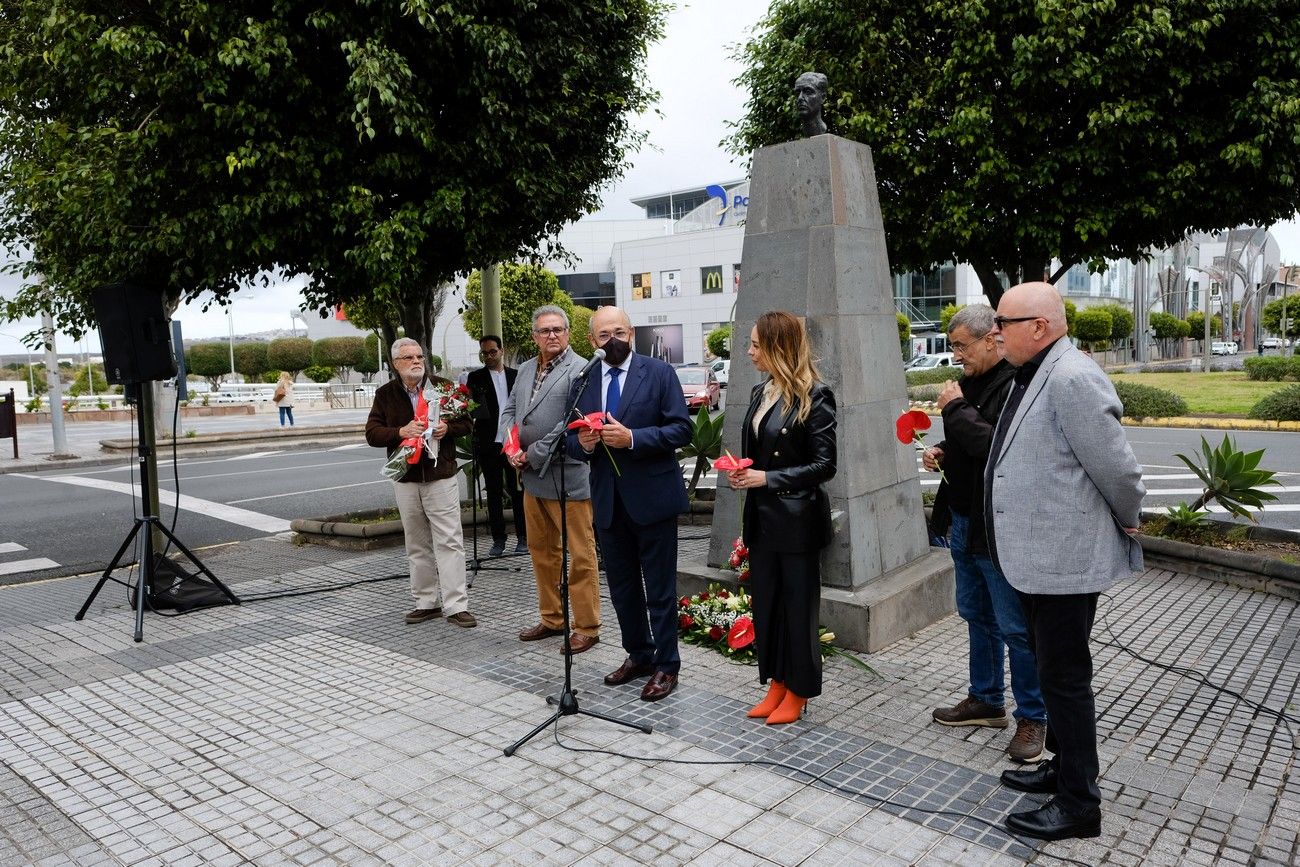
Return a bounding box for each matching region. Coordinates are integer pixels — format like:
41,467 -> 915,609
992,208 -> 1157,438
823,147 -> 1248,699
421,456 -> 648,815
466,335 -> 526,556
366,338 -> 477,628
924,304 -> 1046,762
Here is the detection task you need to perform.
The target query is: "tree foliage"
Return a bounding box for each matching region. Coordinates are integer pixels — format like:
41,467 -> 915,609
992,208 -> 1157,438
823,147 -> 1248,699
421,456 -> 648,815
1096,303 -> 1135,344
1262,297 -> 1300,339
461,264 -> 572,363
1075,307 -> 1113,350
938,304 -> 962,334
706,325 -> 732,359
0,1 -> 667,353
569,305 -> 595,360
313,336 -> 366,381
186,343 -> 231,389
267,337 -> 313,376
731,0 -> 1300,308
233,342 -> 269,381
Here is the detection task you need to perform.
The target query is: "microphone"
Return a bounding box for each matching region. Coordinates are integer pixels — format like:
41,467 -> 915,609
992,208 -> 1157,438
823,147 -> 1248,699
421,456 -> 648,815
577,347 -> 606,379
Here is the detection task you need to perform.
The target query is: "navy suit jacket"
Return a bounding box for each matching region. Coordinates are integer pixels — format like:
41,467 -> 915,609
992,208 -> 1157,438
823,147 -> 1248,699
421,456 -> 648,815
568,353 -> 692,530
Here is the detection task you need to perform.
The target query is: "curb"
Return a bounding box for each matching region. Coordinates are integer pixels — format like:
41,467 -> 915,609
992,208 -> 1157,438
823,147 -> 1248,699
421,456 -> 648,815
906,404 -> 1300,432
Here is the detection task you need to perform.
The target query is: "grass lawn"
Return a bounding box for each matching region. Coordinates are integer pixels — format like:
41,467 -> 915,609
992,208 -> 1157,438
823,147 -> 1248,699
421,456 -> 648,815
1108,371 -> 1285,416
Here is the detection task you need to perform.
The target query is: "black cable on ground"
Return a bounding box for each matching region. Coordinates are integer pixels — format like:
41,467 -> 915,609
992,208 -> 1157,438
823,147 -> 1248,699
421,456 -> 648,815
548,726 -> 1094,867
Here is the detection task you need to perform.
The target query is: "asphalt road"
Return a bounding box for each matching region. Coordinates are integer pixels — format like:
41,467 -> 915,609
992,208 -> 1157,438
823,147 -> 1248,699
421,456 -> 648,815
2,411 -> 1297,585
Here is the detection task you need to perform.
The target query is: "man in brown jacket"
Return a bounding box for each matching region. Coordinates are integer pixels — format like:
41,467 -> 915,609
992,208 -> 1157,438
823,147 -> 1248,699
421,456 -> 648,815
366,338 -> 477,627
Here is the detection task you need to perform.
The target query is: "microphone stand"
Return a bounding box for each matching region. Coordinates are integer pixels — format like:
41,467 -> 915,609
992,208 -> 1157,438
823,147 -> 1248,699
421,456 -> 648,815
466,442 -> 523,586
504,363 -> 651,756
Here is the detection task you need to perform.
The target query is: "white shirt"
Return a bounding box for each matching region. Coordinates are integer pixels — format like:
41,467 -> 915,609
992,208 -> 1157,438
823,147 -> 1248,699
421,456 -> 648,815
600,357 -> 633,415
489,368 -> 508,442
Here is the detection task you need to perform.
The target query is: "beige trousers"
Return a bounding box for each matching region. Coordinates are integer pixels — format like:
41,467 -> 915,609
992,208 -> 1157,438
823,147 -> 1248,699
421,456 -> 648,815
393,476 -> 468,615
523,493 -> 601,638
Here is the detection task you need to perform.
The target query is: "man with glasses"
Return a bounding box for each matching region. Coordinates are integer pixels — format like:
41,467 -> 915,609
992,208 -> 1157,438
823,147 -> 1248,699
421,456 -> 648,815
499,306 -> 601,655
571,306 -> 692,701
366,338 -> 477,628
923,305 -> 1047,763
986,282 -> 1145,841
467,335 -> 526,556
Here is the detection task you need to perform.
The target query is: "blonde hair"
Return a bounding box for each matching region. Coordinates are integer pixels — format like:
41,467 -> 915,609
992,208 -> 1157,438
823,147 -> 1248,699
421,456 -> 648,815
278,371 -> 293,384
756,311 -> 820,424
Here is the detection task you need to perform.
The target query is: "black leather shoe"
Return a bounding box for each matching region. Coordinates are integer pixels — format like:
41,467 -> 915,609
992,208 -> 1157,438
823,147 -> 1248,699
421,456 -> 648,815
604,658 -> 654,686
1005,798 -> 1101,841
1001,762 -> 1058,794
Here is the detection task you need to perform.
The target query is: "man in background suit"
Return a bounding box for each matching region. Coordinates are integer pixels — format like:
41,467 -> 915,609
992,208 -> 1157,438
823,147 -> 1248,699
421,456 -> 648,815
986,282 -> 1145,841
467,335 -> 526,556
500,306 -> 601,655
572,306 -> 692,701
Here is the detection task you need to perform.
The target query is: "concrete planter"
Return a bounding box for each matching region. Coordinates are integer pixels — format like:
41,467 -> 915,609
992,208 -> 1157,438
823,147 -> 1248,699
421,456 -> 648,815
1137,514 -> 1300,601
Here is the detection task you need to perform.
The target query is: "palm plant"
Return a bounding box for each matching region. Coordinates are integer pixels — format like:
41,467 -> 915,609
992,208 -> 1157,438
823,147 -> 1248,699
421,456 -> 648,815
1175,435 -> 1280,521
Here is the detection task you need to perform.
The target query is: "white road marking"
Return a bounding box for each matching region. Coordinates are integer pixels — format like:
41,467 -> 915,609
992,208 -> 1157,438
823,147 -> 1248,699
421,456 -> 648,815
330,443 -> 368,451
229,480 -> 388,504
226,451 -> 283,461
12,474 -> 290,533
156,457 -> 375,483
0,543 -> 27,554
1141,485 -> 1300,497
0,558 -> 60,576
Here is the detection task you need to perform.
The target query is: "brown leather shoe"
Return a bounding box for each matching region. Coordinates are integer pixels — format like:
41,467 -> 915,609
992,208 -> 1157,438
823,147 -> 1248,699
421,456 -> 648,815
560,634 -> 599,655
447,611 -> 477,628
640,671 -> 677,702
519,623 -> 564,641
404,607 -> 442,624
604,658 -> 655,685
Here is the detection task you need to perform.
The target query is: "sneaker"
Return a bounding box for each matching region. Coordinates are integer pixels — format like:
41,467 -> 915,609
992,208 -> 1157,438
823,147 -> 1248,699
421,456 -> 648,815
514,541 -> 529,554
488,541 -> 506,557
447,611 -> 478,628
1009,719 -> 1047,763
404,607 -> 442,624
932,696 -> 1008,728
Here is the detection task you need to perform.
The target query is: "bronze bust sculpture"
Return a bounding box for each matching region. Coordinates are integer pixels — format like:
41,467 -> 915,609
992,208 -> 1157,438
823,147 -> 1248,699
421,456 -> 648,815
794,72 -> 828,137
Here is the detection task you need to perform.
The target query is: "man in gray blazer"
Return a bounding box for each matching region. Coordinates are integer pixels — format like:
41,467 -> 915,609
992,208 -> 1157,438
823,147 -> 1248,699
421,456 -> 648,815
499,305 -> 601,655
985,282 -> 1145,842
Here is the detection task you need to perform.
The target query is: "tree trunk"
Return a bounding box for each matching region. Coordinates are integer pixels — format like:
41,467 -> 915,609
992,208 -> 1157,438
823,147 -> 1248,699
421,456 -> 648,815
972,261 -> 1005,308
400,282 -> 450,372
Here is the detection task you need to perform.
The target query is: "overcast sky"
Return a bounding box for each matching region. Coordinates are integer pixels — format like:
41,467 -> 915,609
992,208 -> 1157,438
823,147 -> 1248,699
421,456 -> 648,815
2,0 -> 1298,356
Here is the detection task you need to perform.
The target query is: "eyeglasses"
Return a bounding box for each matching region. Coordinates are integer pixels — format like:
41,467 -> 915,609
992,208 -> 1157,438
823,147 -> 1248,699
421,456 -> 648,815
533,326 -> 567,336
480,348 -> 501,355
992,316 -> 1040,329
594,329 -> 631,342
396,354 -> 424,362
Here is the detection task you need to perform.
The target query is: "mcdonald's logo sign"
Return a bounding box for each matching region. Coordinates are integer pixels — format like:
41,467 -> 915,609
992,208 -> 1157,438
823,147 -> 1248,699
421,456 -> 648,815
701,266 -> 723,294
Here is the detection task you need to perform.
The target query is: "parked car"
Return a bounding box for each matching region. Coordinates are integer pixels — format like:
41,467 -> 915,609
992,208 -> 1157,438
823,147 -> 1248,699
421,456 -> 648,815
674,365 -> 720,412
1210,341 -> 1239,356
905,352 -> 958,370
1262,337 -> 1292,349
710,358 -> 730,387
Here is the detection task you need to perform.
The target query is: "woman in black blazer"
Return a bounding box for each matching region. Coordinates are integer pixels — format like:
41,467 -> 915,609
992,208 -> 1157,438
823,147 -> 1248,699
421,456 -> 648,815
726,311 -> 837,725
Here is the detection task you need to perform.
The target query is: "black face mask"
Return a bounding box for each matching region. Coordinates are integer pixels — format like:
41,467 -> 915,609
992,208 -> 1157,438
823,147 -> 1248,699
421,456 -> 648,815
601,335 -> 632,366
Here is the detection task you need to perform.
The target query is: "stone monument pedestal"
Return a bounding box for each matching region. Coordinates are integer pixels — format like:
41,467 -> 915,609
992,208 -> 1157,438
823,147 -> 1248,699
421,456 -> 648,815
698,134 -> 954,653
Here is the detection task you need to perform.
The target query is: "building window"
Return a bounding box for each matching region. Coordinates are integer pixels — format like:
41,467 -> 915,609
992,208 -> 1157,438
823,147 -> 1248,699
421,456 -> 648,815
558,272 -> 615,310
1065,264 -> 1091,296
893,264 -> 957,326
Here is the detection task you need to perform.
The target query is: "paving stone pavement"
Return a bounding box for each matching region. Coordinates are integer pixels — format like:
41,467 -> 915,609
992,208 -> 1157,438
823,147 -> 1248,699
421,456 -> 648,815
0,533 -> 1296,865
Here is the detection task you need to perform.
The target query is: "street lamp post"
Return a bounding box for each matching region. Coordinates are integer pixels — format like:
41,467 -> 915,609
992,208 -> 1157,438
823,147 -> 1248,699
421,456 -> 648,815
226,308 -> 236,379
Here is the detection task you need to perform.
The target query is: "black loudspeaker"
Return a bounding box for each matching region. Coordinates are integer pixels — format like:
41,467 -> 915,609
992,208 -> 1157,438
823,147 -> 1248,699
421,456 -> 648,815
93,283 -> 178,385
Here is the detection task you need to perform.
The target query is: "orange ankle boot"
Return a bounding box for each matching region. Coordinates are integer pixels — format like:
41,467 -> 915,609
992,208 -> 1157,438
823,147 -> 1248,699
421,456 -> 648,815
765,691 -> 806,725
747,681 -> 787,718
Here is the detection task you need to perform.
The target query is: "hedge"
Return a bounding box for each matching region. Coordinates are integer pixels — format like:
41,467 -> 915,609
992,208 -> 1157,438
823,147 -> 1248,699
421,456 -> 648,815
1248,384 -> 1300,422
1111,380 -> 1188,420
905,367 -> 963,386
1243,356 -> 1293,381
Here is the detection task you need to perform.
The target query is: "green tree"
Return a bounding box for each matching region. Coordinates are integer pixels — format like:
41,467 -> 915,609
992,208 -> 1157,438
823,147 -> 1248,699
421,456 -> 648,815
1262,296 -> 1300,340
67,364 -> 108,397
267,337 -> 313,378
0,1 -> 667,355
1075,307 -> 1113,352
706,325 -> 733,359
1149,311 -> 1184,358
1064,298 -> 1078,338
185,343 -> 231,389
356,333 -> 382,382
302,364 -> 335,383
233,342 -> 269,382
569,305 -> 595,360
731,1 -> 1300,308
461,264 -> 573,363
938,303 -> 963,334
1097,304 -> 1135,345
312,336 -> 366,381
897,311 -> 911,359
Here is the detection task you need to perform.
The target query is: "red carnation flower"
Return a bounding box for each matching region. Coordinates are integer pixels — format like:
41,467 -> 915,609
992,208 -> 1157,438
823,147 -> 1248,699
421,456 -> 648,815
679,613 -> 694,629
699,592 -> 710,601
895,409 -> 932,445
708,625 -> 724,642
679,596 -> 691,608
717,590 -> 730,599
737,568 -> 750,583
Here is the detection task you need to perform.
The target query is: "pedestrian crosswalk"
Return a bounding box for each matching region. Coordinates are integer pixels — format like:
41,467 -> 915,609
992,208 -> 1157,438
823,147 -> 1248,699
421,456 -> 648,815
0,542 -> 59,577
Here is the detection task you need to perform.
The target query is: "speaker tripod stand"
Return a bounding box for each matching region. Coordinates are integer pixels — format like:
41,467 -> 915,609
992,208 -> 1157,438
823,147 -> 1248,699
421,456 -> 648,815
74,385 -> 239,642
466,447 -> 526,585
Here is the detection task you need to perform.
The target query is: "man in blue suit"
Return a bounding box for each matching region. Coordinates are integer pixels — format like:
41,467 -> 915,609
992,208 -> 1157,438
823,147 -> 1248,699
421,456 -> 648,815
572,306 -> 692,701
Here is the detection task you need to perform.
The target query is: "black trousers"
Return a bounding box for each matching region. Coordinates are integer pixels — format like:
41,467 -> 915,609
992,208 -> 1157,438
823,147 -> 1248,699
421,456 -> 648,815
476,444 -> 525,544
1017,591 -> 1101,813
749,538 -> 822,698
598,491 -> 680,674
